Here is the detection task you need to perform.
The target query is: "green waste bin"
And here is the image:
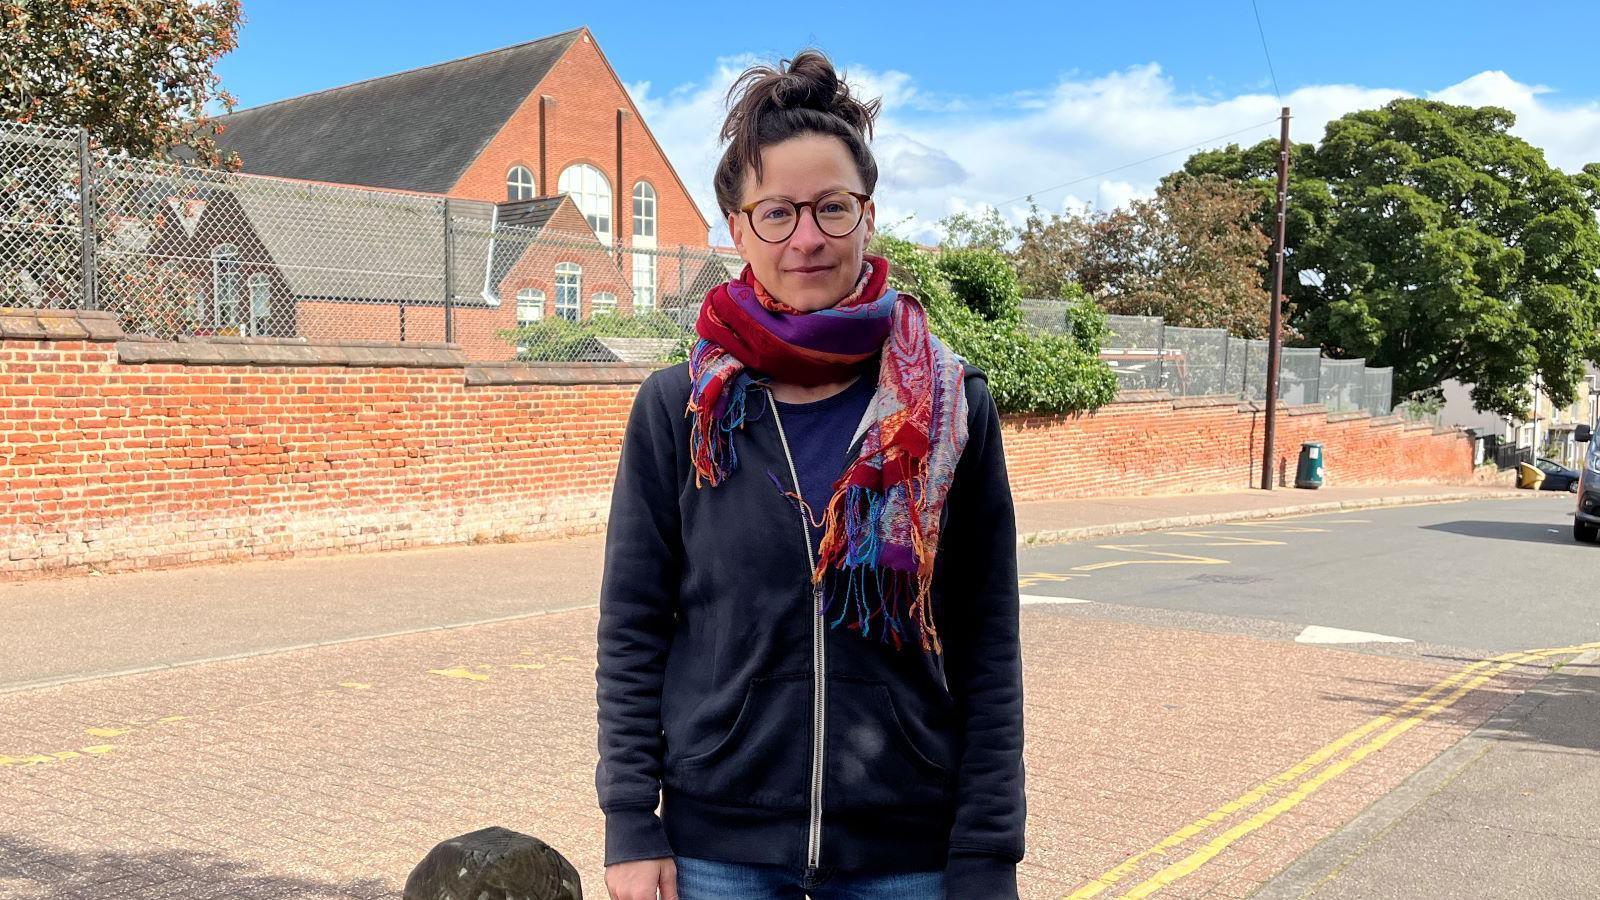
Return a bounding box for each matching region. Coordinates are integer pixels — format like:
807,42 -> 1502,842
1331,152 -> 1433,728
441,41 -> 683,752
1295,442 -> 1325,489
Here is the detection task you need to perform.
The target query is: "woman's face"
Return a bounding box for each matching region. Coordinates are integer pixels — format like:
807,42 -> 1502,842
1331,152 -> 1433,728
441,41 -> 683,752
728,133 -> 876,312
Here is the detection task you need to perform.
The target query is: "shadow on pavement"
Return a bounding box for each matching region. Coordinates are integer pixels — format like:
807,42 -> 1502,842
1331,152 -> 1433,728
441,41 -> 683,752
1318,668 -> 1600,754
1421,519 -> 1582,546
0,834 -> 394,899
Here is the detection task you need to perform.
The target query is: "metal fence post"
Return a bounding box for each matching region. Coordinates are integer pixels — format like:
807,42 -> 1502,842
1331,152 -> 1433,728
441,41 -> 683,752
677,244 -> 687,306
442,199 -> 455,344
77,128 -> 97,311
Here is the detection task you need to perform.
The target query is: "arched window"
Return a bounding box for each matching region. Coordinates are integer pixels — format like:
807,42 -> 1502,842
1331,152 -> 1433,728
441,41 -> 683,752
516,288 -> 546,326
247,272 -> 271,336
632,181 -> 656,240
591,291 -> 618,318
558,164 -> 612,244
506,166 -> 536,201
555,263 -> 581,321
211,244 -> 240,330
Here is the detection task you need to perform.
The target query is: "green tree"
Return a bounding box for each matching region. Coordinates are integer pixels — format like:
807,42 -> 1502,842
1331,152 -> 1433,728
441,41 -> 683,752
1179,98 -> 1600,417
871,233 -> 1117,415
935,247 -> 1021,321
936,207 -> 1017,253
1012,176 -> 1273,337
2,0 -> 243,165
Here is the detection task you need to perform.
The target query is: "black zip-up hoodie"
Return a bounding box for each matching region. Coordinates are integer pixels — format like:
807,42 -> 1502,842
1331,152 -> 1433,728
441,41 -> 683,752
595,360 -> 1025,898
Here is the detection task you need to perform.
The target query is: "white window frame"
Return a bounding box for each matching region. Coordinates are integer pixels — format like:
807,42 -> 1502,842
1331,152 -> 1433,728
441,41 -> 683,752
211,244 -> 241,330
247,272 -> 271,336
631,251 -> 656,313
506,166 -> 536,201
555,263 -> 581,321
558,164 -> 613,245
591,291 -> 618,318
632,181 -> 657,239
516,287 -> 546,326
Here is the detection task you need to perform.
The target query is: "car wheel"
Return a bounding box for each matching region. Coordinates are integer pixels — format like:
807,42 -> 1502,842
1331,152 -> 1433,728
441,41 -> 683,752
1577,520 -> 1600,543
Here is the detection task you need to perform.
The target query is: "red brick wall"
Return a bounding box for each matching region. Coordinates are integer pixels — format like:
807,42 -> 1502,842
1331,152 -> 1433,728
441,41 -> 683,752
0,319 -> 1474,579
449,29 -> 710,250
1003,393 -> 1473,501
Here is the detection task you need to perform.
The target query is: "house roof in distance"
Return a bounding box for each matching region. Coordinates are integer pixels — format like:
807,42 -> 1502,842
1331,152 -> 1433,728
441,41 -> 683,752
215,30 -> 582,194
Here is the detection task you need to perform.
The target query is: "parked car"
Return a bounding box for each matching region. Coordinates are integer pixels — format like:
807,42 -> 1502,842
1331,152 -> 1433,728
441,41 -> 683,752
1574,425 -> 1599,543
1534,457 -> 1581,492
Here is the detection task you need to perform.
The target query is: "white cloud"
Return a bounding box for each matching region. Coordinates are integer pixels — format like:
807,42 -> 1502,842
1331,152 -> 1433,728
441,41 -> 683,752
1428,71 -> 1600,173
631,60 -> 1600,246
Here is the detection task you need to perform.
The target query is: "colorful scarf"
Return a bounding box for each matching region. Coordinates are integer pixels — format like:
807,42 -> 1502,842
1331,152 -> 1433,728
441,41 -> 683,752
688,254 -> 969,653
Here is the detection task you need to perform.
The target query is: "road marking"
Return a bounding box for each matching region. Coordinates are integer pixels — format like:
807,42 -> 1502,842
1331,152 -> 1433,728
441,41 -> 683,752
427,666 -> 491,682
1073,546 -> 1232,571
1020,594 -> 1093,606
1,743 -> 116,767
1063,641 -> 1600,899
84,726 -> 131,738
1019,571 -> 1090,588
1294,625 -> 1414,645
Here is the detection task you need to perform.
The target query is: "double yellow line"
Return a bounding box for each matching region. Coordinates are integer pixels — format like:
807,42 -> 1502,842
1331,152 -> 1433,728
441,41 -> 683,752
1064,641 -> 1600,899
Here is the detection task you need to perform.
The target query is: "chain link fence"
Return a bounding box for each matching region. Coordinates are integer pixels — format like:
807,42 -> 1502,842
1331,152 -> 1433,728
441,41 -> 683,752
1024,304 -> 1397,413
1,121 -> 85,310
2,119 -> 732,363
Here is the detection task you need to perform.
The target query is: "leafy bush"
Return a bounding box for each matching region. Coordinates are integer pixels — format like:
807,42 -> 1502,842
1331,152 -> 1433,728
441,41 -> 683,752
499,311 -> 692,363
872,235 -> 1117,415
935,248 -> 1021,321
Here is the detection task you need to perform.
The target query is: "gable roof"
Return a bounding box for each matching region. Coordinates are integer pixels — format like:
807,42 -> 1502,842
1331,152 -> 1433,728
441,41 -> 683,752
214,30 -> 582,194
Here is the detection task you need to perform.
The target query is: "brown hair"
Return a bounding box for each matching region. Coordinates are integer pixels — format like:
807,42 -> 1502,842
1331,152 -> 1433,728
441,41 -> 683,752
713,50 -> 881,217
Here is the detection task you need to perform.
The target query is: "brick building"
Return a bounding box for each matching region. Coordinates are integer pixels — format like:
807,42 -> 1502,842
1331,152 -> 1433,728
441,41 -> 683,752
212,27 -> 713,359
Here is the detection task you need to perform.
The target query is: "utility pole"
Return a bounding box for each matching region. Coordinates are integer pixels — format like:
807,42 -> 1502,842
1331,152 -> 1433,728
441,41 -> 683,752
1261,106 -> 1291,490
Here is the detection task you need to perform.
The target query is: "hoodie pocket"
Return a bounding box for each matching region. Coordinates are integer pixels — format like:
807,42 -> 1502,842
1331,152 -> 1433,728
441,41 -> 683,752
671,674 -> 812,808
826,675 -> 954,811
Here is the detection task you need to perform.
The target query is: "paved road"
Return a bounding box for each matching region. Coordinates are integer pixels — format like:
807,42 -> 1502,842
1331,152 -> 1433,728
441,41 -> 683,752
1015,496 -> 1591,654
1,493 -> 1591,900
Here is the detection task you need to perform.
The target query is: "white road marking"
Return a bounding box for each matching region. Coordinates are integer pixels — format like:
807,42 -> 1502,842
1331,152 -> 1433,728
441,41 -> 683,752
1020,594 -> 1093,606
1295,625 -> 1414,645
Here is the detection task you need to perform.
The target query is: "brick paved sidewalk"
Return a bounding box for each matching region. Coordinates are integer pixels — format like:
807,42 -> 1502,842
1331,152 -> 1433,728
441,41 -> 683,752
0,602 -> 1547,900
0,483 -> 1536,692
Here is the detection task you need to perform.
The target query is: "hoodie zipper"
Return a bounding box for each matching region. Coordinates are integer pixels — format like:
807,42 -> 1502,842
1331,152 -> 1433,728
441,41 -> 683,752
766,391 -> 827,875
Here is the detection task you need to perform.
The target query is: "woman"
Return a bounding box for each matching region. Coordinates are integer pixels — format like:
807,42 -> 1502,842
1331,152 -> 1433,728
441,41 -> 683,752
596,49 -> 1024,900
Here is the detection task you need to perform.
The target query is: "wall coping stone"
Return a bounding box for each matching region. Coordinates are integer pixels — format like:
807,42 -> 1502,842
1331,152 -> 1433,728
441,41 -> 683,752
1368,415 -> 1405,428
0,308 -> 122,342
1287,404 -> 1331,417
1326,410 -> 1372,423
465,362 -> 662,386
1403,422 -> 1437,432
1172,394 -> 1243,410
117,339 -> 468,368
1113,389 -> 1175,404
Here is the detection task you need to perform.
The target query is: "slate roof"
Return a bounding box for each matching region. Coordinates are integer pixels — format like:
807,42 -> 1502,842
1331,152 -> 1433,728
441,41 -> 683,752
214,30 -> 581,193
227,178 -> 501,305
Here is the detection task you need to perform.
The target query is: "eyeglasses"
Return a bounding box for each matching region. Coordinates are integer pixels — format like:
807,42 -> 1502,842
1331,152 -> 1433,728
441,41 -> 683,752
738,190 -> 871,243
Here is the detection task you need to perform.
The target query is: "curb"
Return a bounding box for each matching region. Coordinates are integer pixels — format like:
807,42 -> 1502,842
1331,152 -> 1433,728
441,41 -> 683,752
1017,490 -> 1547,548
1252,648 -> 1600,899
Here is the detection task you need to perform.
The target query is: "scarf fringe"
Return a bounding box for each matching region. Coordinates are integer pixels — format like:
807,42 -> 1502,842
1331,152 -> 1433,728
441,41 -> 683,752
813,483 -> 943,655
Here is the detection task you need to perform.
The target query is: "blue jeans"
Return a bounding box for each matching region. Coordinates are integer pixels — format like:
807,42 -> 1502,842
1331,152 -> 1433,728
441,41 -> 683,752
675,856 -> 946,900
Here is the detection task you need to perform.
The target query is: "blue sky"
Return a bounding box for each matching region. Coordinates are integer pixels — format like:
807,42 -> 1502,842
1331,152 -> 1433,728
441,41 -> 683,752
218,1 -> 1600,242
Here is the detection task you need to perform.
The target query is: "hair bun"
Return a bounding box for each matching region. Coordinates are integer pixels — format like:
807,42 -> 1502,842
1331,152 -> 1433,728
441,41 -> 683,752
713,49 -> 882,216
770,55 -> 841,112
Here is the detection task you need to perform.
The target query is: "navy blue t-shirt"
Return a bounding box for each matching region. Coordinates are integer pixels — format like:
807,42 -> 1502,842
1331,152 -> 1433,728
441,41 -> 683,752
771,366 -> 879,554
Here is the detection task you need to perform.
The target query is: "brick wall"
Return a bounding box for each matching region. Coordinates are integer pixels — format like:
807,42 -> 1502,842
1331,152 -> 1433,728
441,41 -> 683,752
0,309 -> 1474,579
1003,392 -> 1472,501
450,29 -> 710,250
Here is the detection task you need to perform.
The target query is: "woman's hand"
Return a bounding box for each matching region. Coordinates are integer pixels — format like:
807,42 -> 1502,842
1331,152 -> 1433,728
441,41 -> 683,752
605,857 -> 678,900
